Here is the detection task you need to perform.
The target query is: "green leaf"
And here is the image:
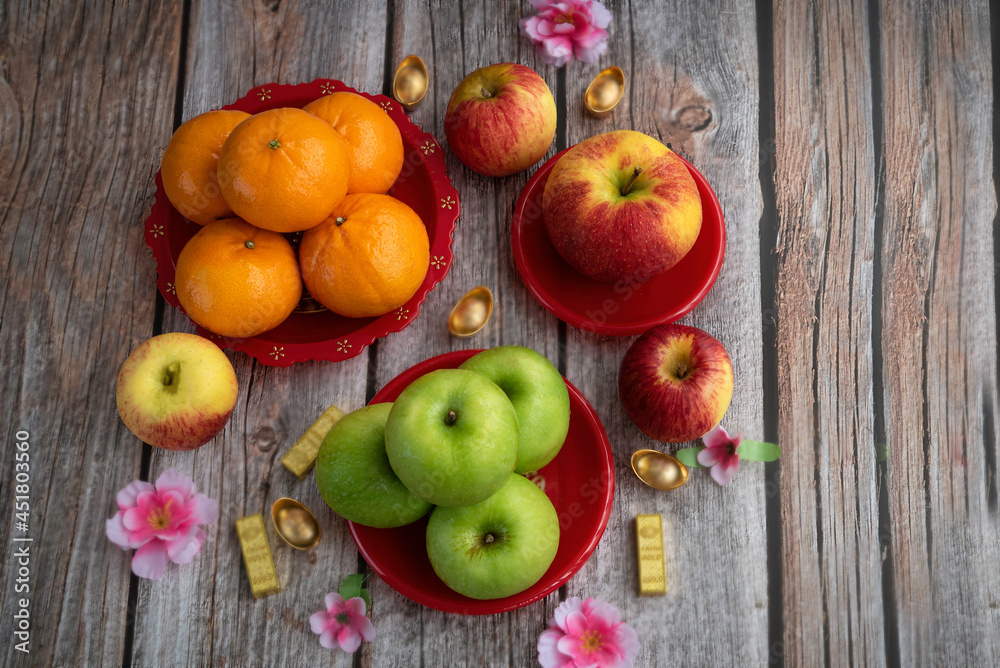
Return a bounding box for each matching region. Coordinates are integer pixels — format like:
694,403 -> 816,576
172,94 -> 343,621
674,447 -> 705,468
737,440 -> 781,462
359,588 -> 372,610
339,574 -> 366,601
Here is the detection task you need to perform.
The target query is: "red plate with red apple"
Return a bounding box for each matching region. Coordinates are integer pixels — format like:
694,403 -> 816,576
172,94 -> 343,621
512,147 -> 725,336
348,349 -> 614,615
144,80 -> 459,367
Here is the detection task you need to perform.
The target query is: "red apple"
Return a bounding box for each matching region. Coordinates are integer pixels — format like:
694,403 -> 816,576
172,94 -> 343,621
116,333 -> 239,450
618,323 -> 733,443
543,130 -> 702,284
445,63 -> 556,177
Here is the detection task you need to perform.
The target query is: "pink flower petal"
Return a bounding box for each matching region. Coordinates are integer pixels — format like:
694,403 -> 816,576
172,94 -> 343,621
563,610 -> 590,637
116,480 -> 155,510
165,531 -> 203,564
189,494 -> 219,525
155,468 -> 193,498
701,425 -> 734,449
589,0 -> 612,28
697,446 -> 723,467
575,40 -> 608,63
355,615 -> 376,642
310,610 -> 328,634
552,597 -> 583,631
582,598 -> 620,631
556,634 -> 584,659
520,15 -> 544,40
710,456 -> 740,486
122,506 -> 149,531
325,592 -> 345,612
344,596 -> 367,617
135,490 -> 160,514
131,540 -> 169,580
338,625 -> 362,653
614,622 -> 641,660
537,629 -> 566,668
319,629 -> 338,650
106,512 -> 132,548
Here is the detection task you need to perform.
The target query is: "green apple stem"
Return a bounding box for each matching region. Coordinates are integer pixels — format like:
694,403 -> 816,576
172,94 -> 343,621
161,361 -> 181,387
445,410 -> 457,425
484,533 -> 494,544
620,167 -> 643,196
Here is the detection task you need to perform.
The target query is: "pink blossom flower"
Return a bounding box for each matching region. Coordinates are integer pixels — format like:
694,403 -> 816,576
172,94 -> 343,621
537,597 -> 640,668
310,593 -> 376,653
520,0 -> 612,67
105,469 -> 218,580
697,425 -> 742,486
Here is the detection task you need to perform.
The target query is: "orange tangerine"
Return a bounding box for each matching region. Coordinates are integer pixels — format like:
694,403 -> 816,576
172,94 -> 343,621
304,92 -> 404,194
299,194 -> 429,318
175,218 -> 302,338
161,109 -> 251,224
217,107 -> 350,233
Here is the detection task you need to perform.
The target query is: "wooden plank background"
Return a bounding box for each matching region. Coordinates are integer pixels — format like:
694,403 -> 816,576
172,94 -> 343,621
0,0 -> 997,666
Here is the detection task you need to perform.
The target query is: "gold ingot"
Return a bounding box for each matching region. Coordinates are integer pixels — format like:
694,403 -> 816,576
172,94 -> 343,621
584,66 -> 625,118
630,449 -> 689,490
392,55 -> 429,111
281,403 -> 345,479
234,514 -> 282,598
271,498 -> 322,550
448,286 -> 493,337
635,514 -> 667,595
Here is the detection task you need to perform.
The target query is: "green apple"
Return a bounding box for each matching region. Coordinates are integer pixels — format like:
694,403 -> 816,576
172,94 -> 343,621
459,346 -> 570,473
385,369 -> 518,507
314,403 -> 432,528
426,473 -> 559,599
115,332 -> 238,451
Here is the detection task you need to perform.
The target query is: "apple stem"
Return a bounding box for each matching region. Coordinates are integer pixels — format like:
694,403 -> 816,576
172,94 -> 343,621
445,410 -> 457,425
620,167 -> 643,196
480,87 -> 492,99
676,361 -> 688,379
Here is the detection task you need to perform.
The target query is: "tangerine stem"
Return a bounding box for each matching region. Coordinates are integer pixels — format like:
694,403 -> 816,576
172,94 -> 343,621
335,217 -> 346,226
244,240 -> 255,249
268,139 -> 280,150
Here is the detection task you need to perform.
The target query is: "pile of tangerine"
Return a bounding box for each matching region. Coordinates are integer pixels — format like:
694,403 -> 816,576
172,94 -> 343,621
160,93 -> 430,339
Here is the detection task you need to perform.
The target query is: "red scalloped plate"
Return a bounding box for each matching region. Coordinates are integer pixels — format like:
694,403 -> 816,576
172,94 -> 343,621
144,80 -> 459,366
511,148 -> 725,336
349,349 -> 614,615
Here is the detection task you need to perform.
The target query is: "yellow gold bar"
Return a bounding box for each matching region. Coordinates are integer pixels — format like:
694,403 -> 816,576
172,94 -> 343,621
635,514 -> 666,596
281,404 -> 345,479
235,514 -> 281,599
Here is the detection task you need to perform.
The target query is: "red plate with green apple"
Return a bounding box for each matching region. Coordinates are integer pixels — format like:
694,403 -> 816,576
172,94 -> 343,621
512,148 -> 725,336
348,349 -> 614,615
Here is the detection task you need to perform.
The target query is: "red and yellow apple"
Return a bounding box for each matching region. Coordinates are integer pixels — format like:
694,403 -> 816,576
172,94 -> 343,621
542,130 -> 702,284
116,333 -> 239,450
618,323 -> 733,443
444,63 -> 556,177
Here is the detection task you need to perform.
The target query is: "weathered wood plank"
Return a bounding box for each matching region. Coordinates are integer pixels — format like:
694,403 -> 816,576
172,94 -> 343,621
0,1 -> 183,666
562,0 -> 768,665
366,1 -> 564,665
771,0 -> 883,664
130,2 -> 384,666
879,0 -> 1000,664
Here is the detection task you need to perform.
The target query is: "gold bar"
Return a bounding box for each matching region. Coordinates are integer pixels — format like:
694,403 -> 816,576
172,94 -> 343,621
635,514 -> 666,595
281,404 -> 345,479
235,514 -> 281,599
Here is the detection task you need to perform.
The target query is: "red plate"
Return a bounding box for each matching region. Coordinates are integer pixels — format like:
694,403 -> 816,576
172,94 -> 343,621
144,80 -> 459,366
349,349 -> 614,615
511,148 -> 725,336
